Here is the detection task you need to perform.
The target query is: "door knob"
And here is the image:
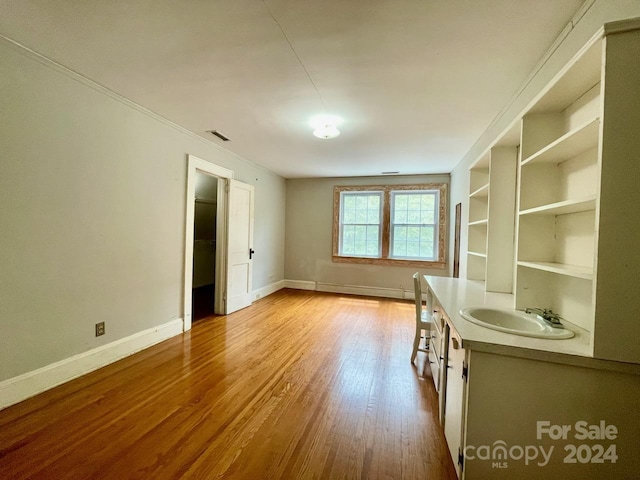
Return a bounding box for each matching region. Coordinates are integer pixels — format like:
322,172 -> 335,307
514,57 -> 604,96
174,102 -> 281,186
249,248 -> 255,259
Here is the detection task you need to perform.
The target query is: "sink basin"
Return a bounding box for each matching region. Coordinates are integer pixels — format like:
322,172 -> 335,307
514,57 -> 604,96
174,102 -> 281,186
459,307 -> 574,339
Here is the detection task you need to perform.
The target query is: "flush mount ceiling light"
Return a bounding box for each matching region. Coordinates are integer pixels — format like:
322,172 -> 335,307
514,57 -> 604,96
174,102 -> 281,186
310,114 -> 343,139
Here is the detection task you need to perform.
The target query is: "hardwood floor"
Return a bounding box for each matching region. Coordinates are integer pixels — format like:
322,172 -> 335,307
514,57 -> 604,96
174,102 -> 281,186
0,289 -> 457,479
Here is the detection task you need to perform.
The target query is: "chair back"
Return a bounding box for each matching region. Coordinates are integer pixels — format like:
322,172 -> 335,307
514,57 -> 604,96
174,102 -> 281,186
413,272 -> 422,323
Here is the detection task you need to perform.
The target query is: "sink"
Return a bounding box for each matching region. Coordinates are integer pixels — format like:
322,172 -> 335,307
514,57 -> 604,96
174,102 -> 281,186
459,307 -> 575,339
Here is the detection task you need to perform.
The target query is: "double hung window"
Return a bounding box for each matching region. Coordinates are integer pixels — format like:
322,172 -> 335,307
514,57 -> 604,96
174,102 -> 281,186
332,184 -> 447,268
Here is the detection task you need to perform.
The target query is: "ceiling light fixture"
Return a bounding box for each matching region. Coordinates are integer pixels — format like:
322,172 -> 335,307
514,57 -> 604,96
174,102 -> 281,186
313,125 -> 340,139
310,114 -> 342,139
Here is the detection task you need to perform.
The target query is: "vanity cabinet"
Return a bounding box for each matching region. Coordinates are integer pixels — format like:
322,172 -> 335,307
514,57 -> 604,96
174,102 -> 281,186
464,19 -> 640,364
442,344 -> 640,479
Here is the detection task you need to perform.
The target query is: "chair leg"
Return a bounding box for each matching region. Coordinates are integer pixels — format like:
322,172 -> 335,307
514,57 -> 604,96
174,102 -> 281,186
411,328 -> 421,363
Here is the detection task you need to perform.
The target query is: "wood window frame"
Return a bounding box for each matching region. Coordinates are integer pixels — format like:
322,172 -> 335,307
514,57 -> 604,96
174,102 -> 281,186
332,183 -> 447,269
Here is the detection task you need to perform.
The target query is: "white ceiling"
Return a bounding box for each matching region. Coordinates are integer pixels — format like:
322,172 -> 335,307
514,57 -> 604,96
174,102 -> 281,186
0,0 -> 585,178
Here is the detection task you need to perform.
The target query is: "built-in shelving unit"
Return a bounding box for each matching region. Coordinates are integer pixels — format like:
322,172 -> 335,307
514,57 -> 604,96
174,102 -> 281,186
465,127 -> 518,291
464,19 -> 640,364
466,153 -> 489,281
515,36 -> 602,338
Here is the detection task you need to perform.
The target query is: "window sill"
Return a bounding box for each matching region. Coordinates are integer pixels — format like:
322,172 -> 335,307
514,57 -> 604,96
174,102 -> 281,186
332,255 -> 447,269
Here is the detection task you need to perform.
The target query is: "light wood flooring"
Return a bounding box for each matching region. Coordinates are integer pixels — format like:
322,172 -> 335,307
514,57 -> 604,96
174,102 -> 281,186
0,289 -> 457,479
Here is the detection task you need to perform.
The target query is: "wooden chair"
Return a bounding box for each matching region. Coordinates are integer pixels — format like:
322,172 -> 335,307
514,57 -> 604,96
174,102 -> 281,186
411,272 -> 432,363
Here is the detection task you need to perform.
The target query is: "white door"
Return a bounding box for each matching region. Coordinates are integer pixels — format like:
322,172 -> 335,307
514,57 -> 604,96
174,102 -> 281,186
226,179 -> 254,314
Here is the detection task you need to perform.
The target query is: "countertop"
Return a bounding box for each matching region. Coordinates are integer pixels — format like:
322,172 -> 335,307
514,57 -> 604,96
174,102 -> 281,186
424,276 -> 640,374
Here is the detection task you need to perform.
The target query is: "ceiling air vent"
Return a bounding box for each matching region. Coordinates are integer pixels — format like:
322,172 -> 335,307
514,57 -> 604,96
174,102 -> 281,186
207,130 -> 230,142
381,171 -> 399,175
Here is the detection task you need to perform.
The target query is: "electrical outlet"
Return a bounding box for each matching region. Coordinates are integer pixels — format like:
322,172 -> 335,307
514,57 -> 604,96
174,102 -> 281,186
95,322 -> 105,337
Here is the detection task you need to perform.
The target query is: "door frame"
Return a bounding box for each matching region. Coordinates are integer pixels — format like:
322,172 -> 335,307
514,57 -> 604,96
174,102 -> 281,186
184,154 -> 234,332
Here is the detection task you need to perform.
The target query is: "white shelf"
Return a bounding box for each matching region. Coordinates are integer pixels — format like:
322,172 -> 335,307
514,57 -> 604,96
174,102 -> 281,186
517,261 -> 593,280
467,251 -> 487,258
468,219 -> 488,226
521,118 -> 599,166
519,195 -> 597,216
469,184 -> 489,198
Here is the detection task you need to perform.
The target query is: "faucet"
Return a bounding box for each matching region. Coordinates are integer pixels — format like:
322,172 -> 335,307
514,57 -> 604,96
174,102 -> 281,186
524,307 -> 565,329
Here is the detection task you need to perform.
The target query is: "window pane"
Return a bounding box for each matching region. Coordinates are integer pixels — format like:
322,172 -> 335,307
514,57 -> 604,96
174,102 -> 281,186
366,226 -> 380,256
408,195 -> 421,210
406,241 -> 420,257
343,209 -> 356,224
420,242 -> 434,258
407,209 -> 421,223
395,194 -> 408,211
421,194 -> 435,210
421,226 -> 434,242
367,209 -> 379,224
421,210 -> 435,224
344,195 -> 355,209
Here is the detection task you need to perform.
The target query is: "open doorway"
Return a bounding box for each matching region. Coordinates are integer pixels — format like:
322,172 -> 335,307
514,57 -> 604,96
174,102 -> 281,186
184,155 -> 256,332
184,155 -> 233,332
192,172 -> 220,322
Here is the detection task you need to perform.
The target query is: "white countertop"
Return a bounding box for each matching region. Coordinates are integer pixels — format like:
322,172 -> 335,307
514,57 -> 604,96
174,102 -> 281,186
424,275 -> 599,364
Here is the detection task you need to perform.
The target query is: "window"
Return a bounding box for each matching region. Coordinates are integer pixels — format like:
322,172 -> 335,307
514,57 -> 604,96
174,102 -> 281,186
339,192 -> 382,257
333,184 -> 447,268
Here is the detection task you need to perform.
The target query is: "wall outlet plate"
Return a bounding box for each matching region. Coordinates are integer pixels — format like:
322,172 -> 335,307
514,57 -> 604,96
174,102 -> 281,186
95,322 -> 105,337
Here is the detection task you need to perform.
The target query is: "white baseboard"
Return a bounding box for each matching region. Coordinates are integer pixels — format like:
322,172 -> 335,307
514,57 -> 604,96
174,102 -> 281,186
253,279 -> 285,301
317,282 -> 405,299
283,279 -> 415,300
0,318 -> 183,411
283,279 -> 317,290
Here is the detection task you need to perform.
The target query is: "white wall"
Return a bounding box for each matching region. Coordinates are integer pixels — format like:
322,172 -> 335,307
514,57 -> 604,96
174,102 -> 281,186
285,174 -> 449,294
449,0 -> 640,279
0,38 -> 285,382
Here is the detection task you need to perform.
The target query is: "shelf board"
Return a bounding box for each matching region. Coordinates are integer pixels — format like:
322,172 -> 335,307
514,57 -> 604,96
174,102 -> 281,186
467,251 -> 487,258
519,195 -> 597,216
517,261 -> 593,280
521,118 -> 599,166
469,183 -> 489,198
468,219 -> 488,226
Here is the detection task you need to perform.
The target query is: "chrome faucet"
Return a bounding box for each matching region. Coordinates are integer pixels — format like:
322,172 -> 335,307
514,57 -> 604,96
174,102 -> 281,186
524,307 -> 565,329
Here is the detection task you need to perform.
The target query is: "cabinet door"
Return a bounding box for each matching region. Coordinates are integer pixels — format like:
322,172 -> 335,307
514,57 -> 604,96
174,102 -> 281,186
444,329 -> 467,478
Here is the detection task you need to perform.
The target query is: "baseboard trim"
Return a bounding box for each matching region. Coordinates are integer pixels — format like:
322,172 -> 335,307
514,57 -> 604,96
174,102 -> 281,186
283,279 -> 413,300
0,318 -> 183,411
253,279 -> 285,301
316,282 -> 405,299
283,279 -> 317,290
